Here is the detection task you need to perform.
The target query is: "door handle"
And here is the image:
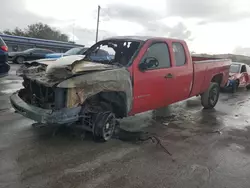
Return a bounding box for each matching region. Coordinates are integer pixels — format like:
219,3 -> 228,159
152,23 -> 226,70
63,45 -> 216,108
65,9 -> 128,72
164,73 -> 173,79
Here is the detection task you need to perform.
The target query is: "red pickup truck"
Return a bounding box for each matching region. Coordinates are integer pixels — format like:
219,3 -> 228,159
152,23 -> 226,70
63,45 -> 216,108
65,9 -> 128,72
10,36 -> 231,141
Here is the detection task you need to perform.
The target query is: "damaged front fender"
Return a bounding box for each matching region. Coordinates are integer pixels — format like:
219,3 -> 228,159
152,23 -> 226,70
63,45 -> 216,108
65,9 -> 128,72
57,68 -> 133,113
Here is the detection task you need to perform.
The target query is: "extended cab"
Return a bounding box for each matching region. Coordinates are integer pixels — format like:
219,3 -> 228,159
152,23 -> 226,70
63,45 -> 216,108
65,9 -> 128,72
10,36 -> 231,141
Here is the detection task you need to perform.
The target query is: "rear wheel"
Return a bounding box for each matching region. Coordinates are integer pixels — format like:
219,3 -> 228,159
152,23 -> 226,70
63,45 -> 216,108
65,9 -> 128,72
201,82 -> 220,109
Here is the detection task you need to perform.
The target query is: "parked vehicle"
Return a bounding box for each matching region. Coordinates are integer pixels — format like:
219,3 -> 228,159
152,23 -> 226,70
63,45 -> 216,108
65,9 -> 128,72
0,34 -> 84,53
8,48 -> 55,64
45,47 -> 88,59
0,37 -> 10,77
45,47 -> 112,62
223,62 -> 250,92
10,36 -> 231,141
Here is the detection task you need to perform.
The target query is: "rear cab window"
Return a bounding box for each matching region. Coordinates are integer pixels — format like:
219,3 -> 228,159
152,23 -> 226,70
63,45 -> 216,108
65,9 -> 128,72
172,42 -> 186,66
141,42 -> 171,70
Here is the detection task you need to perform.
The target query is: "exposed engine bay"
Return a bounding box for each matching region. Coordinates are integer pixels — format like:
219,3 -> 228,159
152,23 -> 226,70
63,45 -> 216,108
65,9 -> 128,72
11,39 -> 140,141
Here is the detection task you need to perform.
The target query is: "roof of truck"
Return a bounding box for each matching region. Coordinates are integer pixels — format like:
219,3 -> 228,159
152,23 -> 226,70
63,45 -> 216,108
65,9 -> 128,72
104,36 -> 180,42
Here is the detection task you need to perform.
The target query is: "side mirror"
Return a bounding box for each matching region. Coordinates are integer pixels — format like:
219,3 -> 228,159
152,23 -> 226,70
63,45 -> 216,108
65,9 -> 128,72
139,57 -> 159,71
139,62 -> 147,71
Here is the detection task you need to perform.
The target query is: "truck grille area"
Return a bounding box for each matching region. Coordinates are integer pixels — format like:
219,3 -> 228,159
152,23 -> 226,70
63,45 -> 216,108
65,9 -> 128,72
19,78 -> 66,110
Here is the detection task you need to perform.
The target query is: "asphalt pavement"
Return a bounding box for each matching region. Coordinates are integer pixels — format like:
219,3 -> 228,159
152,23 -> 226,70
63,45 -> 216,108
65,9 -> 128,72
1,64 -> 250,188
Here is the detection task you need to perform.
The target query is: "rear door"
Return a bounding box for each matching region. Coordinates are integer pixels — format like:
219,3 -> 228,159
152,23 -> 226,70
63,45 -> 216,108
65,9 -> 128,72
131,40 -> 177,114
168,41 -> 193,102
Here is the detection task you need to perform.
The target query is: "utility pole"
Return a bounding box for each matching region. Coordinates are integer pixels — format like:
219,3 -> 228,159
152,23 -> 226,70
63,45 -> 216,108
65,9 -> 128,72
95,5 -> 101,43
72,22 -> 75,43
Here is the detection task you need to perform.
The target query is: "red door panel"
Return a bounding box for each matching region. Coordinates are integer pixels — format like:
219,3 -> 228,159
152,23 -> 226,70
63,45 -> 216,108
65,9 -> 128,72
129,40 -> 177,115
167,42 -> 193,103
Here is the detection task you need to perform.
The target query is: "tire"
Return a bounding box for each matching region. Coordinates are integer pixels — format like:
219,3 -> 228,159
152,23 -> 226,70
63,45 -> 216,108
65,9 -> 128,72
201,82 -> 220,109
15,56 -> 25,64
93,111 -> 116,142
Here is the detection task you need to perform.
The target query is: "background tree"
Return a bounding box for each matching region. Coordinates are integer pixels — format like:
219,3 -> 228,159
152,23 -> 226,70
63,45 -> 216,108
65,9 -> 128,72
3,22 -> 69,42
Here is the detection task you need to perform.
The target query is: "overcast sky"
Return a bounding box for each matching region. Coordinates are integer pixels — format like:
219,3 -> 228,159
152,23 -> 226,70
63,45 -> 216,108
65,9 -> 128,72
1,0 -> 250,55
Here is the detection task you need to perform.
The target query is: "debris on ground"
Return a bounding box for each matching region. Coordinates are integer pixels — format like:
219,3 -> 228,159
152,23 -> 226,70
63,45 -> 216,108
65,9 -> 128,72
115,128 -> 172,156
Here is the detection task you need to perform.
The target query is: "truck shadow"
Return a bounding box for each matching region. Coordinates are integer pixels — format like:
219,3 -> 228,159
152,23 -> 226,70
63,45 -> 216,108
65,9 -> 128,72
29,101 -> 225,144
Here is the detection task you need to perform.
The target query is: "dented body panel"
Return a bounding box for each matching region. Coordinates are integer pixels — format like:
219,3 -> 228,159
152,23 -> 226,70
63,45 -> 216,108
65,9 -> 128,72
57,68 -> 132,111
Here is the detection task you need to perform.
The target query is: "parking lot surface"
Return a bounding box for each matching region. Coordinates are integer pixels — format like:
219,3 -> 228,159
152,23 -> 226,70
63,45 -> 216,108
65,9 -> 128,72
1,64 -> 250,188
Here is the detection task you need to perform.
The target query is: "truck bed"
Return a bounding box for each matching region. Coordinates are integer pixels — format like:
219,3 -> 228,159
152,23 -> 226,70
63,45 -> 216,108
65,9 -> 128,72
189,56 -> 231,97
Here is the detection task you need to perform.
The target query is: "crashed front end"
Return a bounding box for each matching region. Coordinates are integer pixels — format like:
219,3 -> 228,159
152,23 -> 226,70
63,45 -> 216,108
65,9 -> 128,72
10,56 -> 132,125
224,73 -> 239,89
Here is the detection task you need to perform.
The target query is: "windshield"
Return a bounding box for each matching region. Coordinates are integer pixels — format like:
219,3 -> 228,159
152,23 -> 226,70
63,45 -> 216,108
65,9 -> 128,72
230,64 -> 241,73
65,47 -> 85,55
84,40 -> 141,66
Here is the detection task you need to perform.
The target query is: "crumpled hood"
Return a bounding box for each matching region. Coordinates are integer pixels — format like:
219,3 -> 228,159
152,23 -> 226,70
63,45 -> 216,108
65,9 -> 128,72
18,55 -> 116,82
229,73 -> 236,77
229,72 -> 240,80
45,55 -> 114,79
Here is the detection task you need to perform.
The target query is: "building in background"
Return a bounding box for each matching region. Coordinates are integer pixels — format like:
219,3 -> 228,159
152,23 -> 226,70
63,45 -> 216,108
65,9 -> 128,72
0,34 -> 84,53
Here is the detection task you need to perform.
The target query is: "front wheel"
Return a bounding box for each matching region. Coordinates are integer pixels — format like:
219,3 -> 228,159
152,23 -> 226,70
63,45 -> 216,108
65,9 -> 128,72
93,111 -> 116,142
201,82 -> 220,109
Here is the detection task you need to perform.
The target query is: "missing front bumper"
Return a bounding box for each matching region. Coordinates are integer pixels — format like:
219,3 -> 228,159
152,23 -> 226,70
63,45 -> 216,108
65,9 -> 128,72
10,92 -> 81,124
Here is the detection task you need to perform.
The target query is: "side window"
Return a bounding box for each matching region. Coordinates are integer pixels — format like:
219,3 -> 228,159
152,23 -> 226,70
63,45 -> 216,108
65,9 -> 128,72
97,50 -> 107,56
246,65 -> 250,74
45,50 -> 53,54
31,50 -> 39,53
172,42 -> 186,66
41,50 -> 51,54
33,50 -> 44,54
142,42 -> 171,69
241,65 -> 247,73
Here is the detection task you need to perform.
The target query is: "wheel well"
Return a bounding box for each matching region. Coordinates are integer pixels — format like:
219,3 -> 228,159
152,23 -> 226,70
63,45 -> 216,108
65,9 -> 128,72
211,74 -> 223,85
15,55 -> 24,59
84,91 -> 127,118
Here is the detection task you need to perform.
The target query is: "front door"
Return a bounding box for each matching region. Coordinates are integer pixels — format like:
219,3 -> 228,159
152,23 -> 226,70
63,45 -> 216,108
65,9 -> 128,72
130,40 -> 178,115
